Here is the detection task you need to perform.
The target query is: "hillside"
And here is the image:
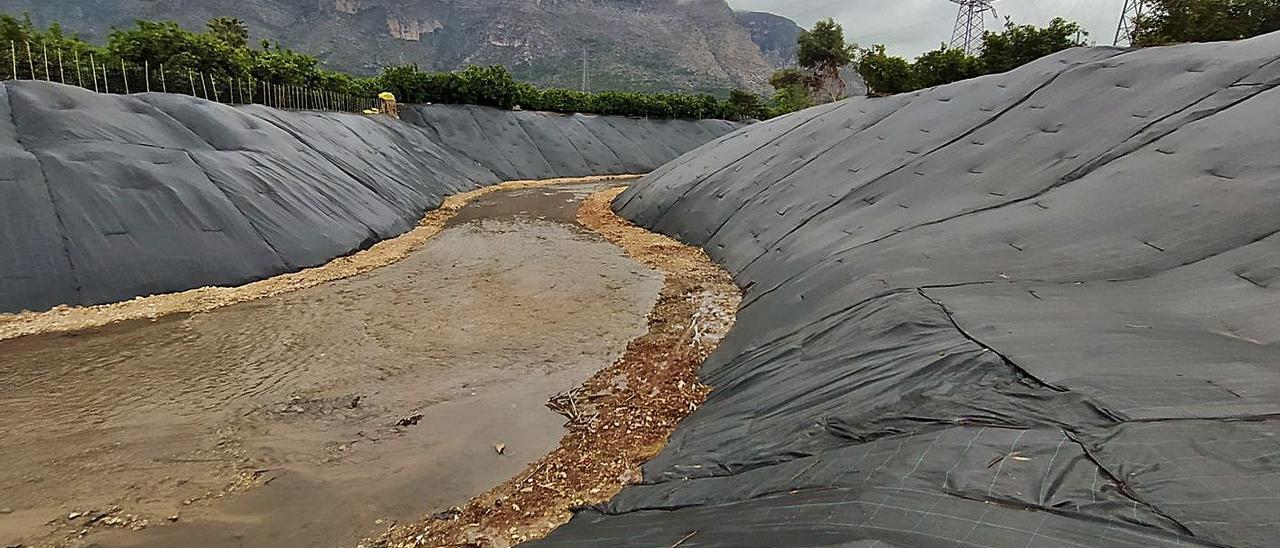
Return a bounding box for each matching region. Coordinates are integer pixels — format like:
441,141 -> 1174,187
2,0 -> 795,94
735,10 -> 802,68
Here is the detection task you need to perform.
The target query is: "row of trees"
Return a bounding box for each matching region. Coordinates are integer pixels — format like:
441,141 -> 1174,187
0,13 -> 766,120
858,18 -> 1088,95
1,14 -> 374,98
762,17 -> 1088,112
377,64 -> 763,120
1133,0 -> 1280,46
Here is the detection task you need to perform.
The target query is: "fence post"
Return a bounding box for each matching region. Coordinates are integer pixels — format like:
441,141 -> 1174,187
57,48 -> 64,83
121,59 -> 129,94
211,75 -> 219,103
200,72 -> 208,100
74,50 -> 82,87
42,43 -> 49,81
160,63 -> 166,93
89,53 -> 98,92
188,69 -> 195,96
9,41 -> 15,80
102,65 -> 109,94
25,42 -> 35,80
144,60 -> 150,92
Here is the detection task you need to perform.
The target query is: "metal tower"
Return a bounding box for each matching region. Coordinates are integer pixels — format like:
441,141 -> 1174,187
950,0 -> 997,55
1114,0 -> 1148,46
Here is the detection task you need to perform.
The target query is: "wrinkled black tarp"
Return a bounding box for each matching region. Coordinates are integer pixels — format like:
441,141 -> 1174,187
533,33 -> 1280,548
0,81 -> 739,312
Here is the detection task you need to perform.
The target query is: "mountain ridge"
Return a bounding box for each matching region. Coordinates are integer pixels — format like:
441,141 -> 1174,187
1,0 -> 802,94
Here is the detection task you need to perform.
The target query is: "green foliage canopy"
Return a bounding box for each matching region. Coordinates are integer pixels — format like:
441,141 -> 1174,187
857,45 -> 917,96
982,17 -> 1087,74
912,45 -> 984,89
797,18 -> 857,100
1133,0 -> 1280,46
856,18 -> 1087,96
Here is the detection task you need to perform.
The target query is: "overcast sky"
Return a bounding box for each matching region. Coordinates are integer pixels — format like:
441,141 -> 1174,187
726,0 -> 1131,58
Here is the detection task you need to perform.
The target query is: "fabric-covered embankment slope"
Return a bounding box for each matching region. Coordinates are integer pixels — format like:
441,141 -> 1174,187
0,81 -> 739,313
533,34 -> 1280,548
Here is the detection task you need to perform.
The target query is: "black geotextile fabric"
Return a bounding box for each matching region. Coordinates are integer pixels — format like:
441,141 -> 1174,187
400,104 -> 739,181
532,34 -> 1280,548
0,81 -> 739,312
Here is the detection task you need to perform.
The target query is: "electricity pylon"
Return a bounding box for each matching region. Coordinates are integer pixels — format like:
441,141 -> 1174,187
950,0 -> 998,55
1114,0 -> 1148,46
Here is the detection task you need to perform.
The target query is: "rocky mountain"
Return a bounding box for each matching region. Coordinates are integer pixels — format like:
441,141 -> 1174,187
2,0 -> 799,94
735,10 -> 802,68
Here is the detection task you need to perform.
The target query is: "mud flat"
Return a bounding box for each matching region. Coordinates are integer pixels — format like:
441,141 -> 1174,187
371,187 -> 741,548
0,181 -> 664,548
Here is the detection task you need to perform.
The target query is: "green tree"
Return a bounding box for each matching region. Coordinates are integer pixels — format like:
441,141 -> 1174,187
725,88 -> 765,120
981,17 -> 1087,74
207,17 -> 249,49
766,67 -> 815,116
857,45 -> 916,95
797,18 -> 857,100
1133,0 -> 1280,46
912,45 -> 983,89
107,20 -> 240,75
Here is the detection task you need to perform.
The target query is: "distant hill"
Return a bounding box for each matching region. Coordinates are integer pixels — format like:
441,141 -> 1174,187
1,0 -> 802,95
735,10 -> 803,68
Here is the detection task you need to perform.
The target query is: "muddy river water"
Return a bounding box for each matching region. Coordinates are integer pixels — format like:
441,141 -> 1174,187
0,182 -> 662,548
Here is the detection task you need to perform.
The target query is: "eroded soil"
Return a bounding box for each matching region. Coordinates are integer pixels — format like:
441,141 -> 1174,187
0,182 -> 663,548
